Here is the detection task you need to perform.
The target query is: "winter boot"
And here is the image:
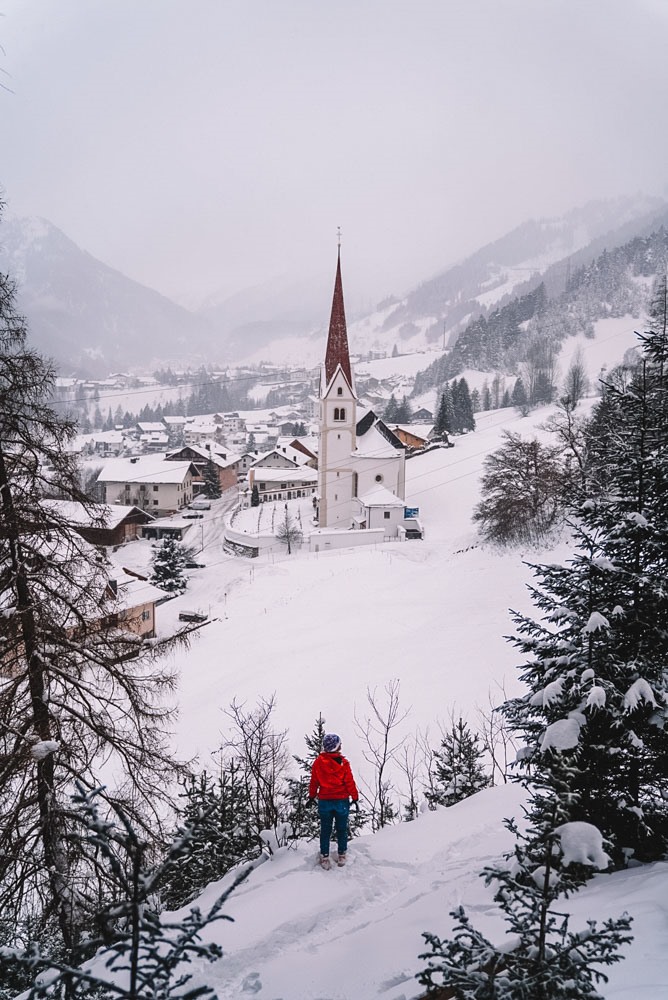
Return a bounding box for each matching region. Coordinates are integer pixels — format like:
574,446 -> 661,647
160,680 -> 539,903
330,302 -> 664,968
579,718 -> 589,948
336,853 -> 346,867
319,854 -> 331,870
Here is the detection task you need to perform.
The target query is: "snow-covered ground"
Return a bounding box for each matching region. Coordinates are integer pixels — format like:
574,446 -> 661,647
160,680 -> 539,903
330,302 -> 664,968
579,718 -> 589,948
175,785 -> 668,1000
102,319 -> 663,999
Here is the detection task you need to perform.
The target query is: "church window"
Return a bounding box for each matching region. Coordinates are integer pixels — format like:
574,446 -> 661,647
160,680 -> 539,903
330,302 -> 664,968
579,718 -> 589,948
337,386 -> 343,395
384,511 -> 391,519
333,407 -> 346,422
375,474 -> 383,483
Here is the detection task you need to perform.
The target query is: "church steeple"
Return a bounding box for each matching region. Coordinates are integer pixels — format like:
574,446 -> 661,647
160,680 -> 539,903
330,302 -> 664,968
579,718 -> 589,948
324,245 -> 352,388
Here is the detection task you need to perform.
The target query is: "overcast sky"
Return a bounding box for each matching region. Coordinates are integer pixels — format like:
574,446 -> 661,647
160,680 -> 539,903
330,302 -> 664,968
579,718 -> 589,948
1,0 -> 667,309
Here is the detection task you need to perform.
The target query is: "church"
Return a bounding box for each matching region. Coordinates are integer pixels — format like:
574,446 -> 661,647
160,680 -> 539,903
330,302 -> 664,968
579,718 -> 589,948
316,248 -> 409,536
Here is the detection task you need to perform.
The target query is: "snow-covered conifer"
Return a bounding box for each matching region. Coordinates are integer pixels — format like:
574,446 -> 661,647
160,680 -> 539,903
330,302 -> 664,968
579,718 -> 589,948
150,536 -> 188,594
426,718 -> 490,808
503,306 -> 668,863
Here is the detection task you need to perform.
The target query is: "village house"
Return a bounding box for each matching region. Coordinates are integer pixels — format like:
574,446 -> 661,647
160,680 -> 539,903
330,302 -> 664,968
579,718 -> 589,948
249,448 -> 300,472
90,430 -> 127,457
389,423 -> 435,450
411,406 -> 433,422
245,465 -> 318,504
166,444 -> 238,493
42,500 -> 154,547
108,571 -> 168,640
96,455 -> 198,516
183,421 -> 222,447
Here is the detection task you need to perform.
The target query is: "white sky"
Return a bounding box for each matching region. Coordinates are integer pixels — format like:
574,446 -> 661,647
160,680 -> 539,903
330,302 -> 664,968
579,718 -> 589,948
2,0 -> 667,307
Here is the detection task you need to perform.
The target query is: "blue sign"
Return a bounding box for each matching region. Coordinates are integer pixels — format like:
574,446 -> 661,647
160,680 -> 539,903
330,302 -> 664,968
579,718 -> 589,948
404,507 -> 419,518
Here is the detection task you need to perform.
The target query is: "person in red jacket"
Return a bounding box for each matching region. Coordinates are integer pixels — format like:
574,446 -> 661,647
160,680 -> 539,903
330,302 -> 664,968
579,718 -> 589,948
309,732 -> 359,869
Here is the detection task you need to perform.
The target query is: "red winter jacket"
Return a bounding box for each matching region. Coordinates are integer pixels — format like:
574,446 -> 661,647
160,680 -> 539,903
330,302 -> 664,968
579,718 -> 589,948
309,751 -> 358,802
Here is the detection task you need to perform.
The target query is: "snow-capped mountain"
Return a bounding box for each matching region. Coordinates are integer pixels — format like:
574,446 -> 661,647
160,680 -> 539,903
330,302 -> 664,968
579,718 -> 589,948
347,195 -> 668,360
0,216 -> 216,376
3,196 -> 667,376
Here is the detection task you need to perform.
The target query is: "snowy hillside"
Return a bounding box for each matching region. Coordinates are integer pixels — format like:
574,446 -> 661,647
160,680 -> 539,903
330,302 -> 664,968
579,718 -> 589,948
103,315 -> 666,999
168,786 -> 667,1000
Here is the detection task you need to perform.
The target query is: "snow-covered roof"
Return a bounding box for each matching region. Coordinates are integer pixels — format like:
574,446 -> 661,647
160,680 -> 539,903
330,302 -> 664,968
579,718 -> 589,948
251,449 -> 300,469
115,573 -> 169,610
358,485 -> 405,507
354,423 -> 403,458
97,456 -> 196,484
42,499 -> 154,528
91,430 -> 125,444
136,422 -> 165,432
391,423 -> 434,438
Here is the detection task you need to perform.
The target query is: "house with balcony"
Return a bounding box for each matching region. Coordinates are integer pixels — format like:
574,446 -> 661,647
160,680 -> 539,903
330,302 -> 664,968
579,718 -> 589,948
96,456 -> 198,516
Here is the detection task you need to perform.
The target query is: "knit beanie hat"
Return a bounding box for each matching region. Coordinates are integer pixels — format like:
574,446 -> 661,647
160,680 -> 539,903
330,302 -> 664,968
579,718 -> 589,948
323,733 -> 341,753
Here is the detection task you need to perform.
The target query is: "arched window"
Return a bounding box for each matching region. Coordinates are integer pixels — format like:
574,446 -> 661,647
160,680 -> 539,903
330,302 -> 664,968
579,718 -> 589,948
334,407 -> 346,422
337,386 -> 343,396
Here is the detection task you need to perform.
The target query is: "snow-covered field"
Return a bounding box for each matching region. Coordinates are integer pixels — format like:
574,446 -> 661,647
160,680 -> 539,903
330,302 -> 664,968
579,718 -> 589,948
104,320 -> 664,999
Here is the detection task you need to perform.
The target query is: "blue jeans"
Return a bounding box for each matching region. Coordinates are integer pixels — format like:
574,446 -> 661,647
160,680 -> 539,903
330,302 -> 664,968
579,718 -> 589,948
318,799 -> 350,856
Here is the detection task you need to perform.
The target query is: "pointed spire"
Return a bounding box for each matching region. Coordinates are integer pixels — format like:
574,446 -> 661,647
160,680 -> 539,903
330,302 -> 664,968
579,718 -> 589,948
324,245 -> 352,387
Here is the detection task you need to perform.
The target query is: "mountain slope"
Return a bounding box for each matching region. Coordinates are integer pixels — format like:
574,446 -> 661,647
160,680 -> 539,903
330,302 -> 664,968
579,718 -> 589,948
347,195 -> 668,359
0,217 -> 216,376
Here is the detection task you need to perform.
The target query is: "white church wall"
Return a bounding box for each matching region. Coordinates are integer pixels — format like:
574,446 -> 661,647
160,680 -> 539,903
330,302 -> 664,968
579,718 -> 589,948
309,528 -> 384,553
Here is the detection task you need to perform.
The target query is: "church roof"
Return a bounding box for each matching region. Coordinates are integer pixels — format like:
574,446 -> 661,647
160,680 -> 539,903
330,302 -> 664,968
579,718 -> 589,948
358,485 -> 405,508
324,249 -> 353,388
355,410 -> 405,453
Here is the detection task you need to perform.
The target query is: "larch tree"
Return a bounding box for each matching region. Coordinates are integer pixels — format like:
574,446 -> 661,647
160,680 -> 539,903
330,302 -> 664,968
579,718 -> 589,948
0,253 -> 186,957
473,431 -> 566,546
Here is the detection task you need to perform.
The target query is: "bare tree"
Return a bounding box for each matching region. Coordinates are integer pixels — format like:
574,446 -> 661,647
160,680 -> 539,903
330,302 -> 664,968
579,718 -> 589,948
354,680 -> 409,831
275,503 -> 303,555
0,255 -> 188,955
476,686 -> 520,786
562,346 -> 589,407
396,727 -> 432,821
219,694 -> 290,845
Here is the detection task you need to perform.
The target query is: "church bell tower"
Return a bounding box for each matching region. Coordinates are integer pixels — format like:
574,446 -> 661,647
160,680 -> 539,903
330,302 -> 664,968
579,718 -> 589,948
318,243 -> 357,529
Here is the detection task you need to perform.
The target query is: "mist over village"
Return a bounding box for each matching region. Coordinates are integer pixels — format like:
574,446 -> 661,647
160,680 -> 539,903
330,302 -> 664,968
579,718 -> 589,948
2,3 -> 668,999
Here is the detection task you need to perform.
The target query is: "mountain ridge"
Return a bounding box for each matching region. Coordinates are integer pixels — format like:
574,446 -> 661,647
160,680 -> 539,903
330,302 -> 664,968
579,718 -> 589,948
2,195 -> 667,375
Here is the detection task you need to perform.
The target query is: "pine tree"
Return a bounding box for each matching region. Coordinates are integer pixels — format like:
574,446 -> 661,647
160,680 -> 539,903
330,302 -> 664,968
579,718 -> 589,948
150,536 -> 188,594
285,714 -> 327,842
451,378 -> 475,433
251,483 -> 260,507
434,385 -> 454,437
426,718 -> 490,808
202,458 -> 222,499
384,394 -> 400,422
418,758 -> 633,999
512,376 -> 529,414
161,765 -> 257,910
501,310 -> 668,864
395,394 -> 413,423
